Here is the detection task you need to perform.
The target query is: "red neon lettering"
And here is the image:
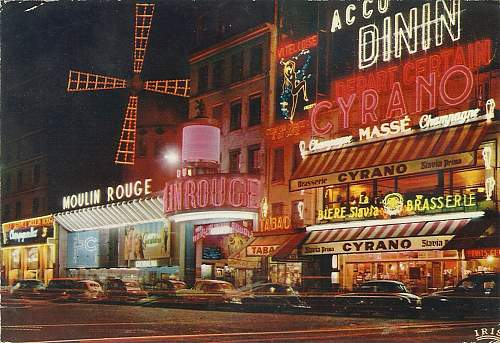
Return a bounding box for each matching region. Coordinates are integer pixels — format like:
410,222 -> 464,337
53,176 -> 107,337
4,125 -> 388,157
229,178 -> 245,207
402,61 -> 415,86
361,89 -> 379,124
247,179 -> 259,209
174,182 -> 182,211
439,65 -> 473,106
475,39 -> 491,67
338,94 -> 356,129
197,180 -> 209,208
311,101 -> 334,135
385,82 -> 407,119
184,180 -> 196,210
210,177 -> 225,207
416,73 -> 436,113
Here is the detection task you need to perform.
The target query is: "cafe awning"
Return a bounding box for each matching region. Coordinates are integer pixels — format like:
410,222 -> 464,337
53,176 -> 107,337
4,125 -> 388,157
290,122 -> 488,191
443,214 -> 499,250
304,218 -> 471,245
54,196 -> 164,232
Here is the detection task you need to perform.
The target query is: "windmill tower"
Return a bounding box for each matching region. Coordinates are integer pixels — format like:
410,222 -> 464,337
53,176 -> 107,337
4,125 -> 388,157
67,3 -> 190,165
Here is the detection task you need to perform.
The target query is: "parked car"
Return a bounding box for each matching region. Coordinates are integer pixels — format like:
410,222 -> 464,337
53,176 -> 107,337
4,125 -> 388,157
422,272 -> 500,319
65,280 -> 105,302
332,280 -> 422,317
175,280 -> 242,309
10,279 -> 46,299
239,283 -> 310,312
103,278 -> 148,303
43,278 -> 83,300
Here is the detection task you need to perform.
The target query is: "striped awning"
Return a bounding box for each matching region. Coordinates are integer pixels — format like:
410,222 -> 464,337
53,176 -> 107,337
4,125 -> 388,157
54,196 -> 164,232
291,122 -> 488,189
304,218 -> 471,245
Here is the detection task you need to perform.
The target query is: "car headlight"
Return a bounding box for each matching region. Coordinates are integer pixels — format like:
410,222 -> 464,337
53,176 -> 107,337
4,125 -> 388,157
230,297 -> 242,304
416,299 -> 422,306
439,298 -> 449,302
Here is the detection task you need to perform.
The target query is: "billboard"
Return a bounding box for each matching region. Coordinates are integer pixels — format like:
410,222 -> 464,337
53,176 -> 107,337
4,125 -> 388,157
67,230 -> 113,268
118,221 -> 170,265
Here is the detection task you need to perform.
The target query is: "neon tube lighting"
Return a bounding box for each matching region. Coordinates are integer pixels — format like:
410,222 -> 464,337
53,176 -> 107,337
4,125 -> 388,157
168,211 -> 257,223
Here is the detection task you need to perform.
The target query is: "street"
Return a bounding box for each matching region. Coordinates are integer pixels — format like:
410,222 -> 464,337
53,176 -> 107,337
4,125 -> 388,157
1,297 -> 497,343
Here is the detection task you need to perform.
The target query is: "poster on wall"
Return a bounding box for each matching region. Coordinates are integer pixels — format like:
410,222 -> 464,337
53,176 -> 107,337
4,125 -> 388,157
11,248 -> 20,269
67,230 -> 113,268
118,221 -> 170,265
276,34 -> 318,122
27,247 -> 39,270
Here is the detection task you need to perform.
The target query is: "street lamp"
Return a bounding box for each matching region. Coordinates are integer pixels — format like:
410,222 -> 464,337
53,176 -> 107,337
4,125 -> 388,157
163,151 -> 179,165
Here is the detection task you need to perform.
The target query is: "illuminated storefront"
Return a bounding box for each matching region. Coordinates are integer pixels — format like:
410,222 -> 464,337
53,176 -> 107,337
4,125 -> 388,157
288,1 -> 499,293
1,215 -> 56,285
164,173 -> 260,287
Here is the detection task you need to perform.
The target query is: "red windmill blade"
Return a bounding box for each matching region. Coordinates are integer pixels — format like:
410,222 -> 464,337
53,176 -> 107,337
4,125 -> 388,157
66,3 -> 190,165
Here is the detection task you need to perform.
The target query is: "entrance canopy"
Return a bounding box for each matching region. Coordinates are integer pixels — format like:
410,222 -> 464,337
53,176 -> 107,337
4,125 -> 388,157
54,196 -> 164,231
443,214 -> 499,250
290,123 -> 488,191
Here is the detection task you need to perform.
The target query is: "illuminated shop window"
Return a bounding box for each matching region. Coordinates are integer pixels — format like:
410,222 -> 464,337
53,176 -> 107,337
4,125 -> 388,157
452,168 -> 486,200
377,178 -> 396,198
230,101 -> 242,131
398,173 -> 440,197
249,44 -> 263,76
248,95 -> 262,126
229,149 -> 241,173
349,182 -> 374,207
247,144 -> 261,174
231,51 -> 244,83
198,65 -> 208,94
212,59 -> 225,89
291,199 -> 304,228
272,147 -> 284,182
324,185 -> 348,209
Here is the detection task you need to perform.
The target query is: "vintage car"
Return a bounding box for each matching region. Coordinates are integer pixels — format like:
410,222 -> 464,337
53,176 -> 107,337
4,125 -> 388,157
65,280 -> 105,302
43,278 -> 83,300
332,280 -> 422,317
103,278 -> 148,303
141,280 -> 188,306
422,272 -> 500,318
175,280 -> 242,309
239,283 -> 310,312
10,279 -> 46,299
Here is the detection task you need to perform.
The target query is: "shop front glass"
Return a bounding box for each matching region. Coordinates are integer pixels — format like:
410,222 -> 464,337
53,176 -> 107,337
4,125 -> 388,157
343,250 -> 459,294
269,262 -> 302,287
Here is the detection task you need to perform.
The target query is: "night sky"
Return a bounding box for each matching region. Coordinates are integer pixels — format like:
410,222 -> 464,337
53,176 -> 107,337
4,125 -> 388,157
1,1 -> 199,204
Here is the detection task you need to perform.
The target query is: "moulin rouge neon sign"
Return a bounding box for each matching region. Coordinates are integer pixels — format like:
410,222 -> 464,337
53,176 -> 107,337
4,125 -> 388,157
163,175 -> 261,214
330,0 -> 461,70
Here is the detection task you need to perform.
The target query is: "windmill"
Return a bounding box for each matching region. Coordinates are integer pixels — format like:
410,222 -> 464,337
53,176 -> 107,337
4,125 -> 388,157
66,3 -> 190,165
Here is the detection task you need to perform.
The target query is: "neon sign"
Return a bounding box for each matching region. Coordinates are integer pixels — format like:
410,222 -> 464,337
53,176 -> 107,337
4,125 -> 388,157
330,0 -> 462,70
277,35 -> 318,122
193,221 -> 252,242
317,192 -> 477,221
258,216 -> 291,232
163,175 -> 261,214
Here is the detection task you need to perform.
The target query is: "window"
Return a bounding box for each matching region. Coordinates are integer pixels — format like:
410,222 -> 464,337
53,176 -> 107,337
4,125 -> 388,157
2,204 -> 9,222
272,147 -> 285,182
349,182 -> 374,206
250,44 -> 263,76
230,101 -> 242,131
212,104 -> 223,121
292,143 -> 302,173
398,173 -> 439,196
247,144 -> 261,174
324,185 -> 348,209
212,59 -> 225,89
16,170 -> 23,190
231,51 -> 244,83
32,198 -> 40,216
291,200 -> 304,228
272,203 -> 284,216
33,164 -> 41,185
229,149 -> 241,173
198,65 -> 208,94
15,201 -> 21,219
248,95 -> 262,126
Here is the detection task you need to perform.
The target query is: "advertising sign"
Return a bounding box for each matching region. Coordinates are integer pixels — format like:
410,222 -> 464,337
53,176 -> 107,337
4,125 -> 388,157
67,230 -> 113,268
302,235 -> 453,255
193,221 -> 252,243
290,151 -> 475,191
118,221 -> 170,264
277,35 -> 318,122
465,248 -> 500,260
247,245 -> 281,256
2,225 -> 54,247
163,174 -> 261,214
